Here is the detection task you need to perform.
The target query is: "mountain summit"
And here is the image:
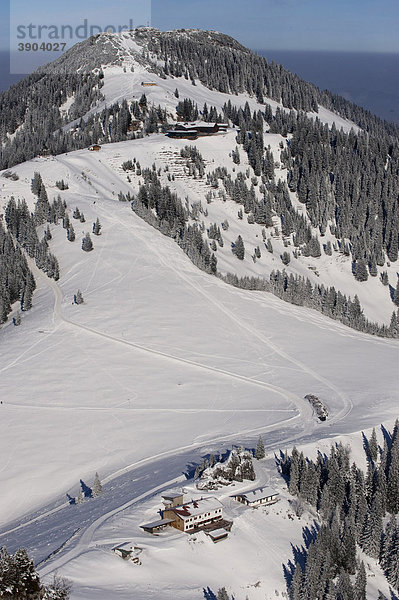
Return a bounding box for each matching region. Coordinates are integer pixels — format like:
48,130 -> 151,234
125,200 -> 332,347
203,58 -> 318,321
1,27 -> 399,333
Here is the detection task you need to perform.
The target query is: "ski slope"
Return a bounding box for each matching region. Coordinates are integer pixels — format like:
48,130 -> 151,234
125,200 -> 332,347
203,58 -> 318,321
0,125 -> 398,599
1,138 -> 399,527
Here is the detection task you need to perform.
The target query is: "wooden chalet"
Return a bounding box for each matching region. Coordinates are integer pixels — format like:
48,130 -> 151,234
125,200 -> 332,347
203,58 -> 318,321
232,486 -> 279,507
88,144 -> 101,151
166,129 -> 198,140
141,81 -> 157,87
166,122 -> 228,140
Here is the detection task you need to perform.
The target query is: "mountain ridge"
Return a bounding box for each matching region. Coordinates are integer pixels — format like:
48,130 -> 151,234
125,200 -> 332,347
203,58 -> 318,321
1,28 -> 399,333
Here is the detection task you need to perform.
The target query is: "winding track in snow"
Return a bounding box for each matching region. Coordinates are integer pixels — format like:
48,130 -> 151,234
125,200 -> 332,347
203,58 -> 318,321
97,197 -> 353,428
17,252 -> 309,423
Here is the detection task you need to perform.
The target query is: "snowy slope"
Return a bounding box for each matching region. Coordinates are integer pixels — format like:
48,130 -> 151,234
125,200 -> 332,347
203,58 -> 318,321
1,139 -> 399,526
0,30 -> 398,600
37,426 -> 398,600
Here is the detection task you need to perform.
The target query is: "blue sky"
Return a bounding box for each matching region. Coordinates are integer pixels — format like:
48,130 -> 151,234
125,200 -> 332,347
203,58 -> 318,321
1,0 -> 399,55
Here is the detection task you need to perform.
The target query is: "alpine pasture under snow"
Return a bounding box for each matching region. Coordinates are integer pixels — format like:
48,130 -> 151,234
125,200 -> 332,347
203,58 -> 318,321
1,28 -> 399,599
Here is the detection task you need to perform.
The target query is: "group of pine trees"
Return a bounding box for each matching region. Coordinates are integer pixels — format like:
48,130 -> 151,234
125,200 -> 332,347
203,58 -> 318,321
66,472 -> 102,506
226,97 -> 399,289
280,421 -> 399,599
0,547 -> 71,599
123,151 -> 399,337
0,220 -> 35,323
0,171 -> 101,325
130,169 -> 217,275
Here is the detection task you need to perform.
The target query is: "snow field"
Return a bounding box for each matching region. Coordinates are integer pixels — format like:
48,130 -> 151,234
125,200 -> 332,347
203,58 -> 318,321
1,141 -> 399,529
53,425 -> 396,600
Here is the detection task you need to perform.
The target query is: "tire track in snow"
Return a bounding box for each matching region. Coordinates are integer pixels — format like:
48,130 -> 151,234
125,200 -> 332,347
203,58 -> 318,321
5,403 -> 294,413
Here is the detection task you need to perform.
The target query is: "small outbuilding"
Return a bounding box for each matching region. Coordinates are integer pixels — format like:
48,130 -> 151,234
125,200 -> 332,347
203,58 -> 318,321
88,144 -> 101,151
140,518 -> 175,534
206,528 -> 229,543
232,486 -> 279,507
112,542 -> 135,559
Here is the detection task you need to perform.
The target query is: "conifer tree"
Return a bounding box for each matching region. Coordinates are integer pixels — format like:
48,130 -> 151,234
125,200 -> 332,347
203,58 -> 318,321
74,290 -> 84,305
255,435 -> 265,460
67,223 -> 75,242
92,472 -> 102,497
393,278 -> 399,307
368,428 -> 378,462
82,232 -> 93,252
232,235 -> 245,260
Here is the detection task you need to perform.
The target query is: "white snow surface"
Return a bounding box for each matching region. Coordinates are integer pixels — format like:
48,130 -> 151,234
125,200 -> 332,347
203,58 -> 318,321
0,58 -> 396,598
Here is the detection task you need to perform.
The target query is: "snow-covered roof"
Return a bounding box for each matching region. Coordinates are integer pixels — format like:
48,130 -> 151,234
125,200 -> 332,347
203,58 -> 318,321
206,528 -> 228,540
162,493 -> 183,500
169,497 -> 223,520
233,487 -> 279,503
112,541 -> 133,551
140,518 -> 175,529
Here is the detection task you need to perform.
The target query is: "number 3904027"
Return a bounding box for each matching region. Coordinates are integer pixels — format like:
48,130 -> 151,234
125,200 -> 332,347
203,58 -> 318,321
18,42 -> 67,51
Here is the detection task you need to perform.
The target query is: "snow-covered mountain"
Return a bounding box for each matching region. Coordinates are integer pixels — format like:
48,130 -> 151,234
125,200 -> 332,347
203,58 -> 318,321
1,27 -> 399,600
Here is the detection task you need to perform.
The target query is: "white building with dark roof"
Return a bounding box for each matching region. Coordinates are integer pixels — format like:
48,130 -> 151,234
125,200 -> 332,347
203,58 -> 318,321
232,486 -> 279,507
163,497 -> 223,532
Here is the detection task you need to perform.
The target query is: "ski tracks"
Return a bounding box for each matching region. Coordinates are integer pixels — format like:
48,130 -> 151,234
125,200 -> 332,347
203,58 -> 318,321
101,202 -> 352,427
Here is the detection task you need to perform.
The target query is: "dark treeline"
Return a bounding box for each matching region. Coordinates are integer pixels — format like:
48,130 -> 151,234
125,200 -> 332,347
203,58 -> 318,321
148,29 -> 319,112
145,28 -> 399,139
218,268 -> 399,338
5,173 -> 60,280
0,220 -> 35,323
283,115 -> 399,275
280,422 -> 399,599
269,269 -> 399,338
223,99 -> 399,283
127,169 -> 217,275
0,71 -> 104,168
0,546 -> 71,599
0,92 -> 168,169
123,154 -> 399,337
0,172 -> 65,325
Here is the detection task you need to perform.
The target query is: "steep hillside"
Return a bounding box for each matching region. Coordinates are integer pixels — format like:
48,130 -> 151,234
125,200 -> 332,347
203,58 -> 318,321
1,28 -> 399,335
1,30 -> 399,596
1,137 -> 399,526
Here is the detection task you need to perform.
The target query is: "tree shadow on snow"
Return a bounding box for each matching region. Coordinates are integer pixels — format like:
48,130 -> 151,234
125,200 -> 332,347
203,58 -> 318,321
302,521 -> 320,548
80,479 -> 92,498
183,462 -> 198,479
362,431 -> 371,462
381,424 -> 392,448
